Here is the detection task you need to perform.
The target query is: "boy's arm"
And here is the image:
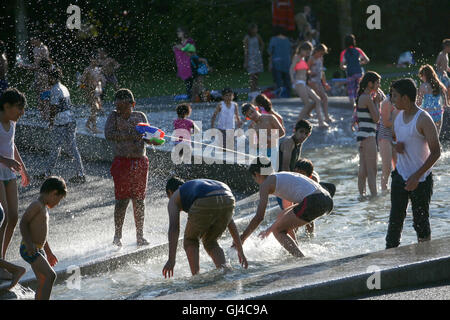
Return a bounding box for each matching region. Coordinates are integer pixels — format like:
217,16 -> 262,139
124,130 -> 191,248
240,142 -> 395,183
211,104 -> 221,128
240,180 -> 271,244
163,192 -> 181,278
405,114 -> 441,191
235,105 -> 242,128
228,220 -> 248,269
19,202 -> 41,254
44,242 -> 58,267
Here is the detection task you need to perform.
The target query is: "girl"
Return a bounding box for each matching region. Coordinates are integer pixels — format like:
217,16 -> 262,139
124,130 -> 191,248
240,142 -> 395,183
340,34 -> 370,129
435,39 -> 450,105
173,103 -> 199,145
378,89 -> 398,192
355,72 -> 382,199
253,93 -> 284,129
308,43 -> 332,123
290,41 -> 327,127
417,64 -> 448,135
243,23 -> 264,95
173,27 -> 196,100
0,88 -> 30,278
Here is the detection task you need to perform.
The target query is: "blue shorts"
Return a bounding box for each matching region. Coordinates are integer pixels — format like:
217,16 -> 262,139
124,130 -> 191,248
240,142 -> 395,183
20,242 -> 45,264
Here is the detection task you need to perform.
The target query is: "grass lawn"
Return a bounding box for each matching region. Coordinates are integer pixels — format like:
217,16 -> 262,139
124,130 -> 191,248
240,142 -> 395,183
6,58 -> 434,109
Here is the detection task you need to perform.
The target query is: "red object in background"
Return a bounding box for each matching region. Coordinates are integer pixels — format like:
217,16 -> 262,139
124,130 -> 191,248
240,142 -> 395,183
262,89 -> 276,100
272,0 -> 295,31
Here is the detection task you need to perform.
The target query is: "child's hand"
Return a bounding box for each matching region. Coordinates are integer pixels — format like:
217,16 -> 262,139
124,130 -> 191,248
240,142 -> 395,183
2,158 -> 21,172
324,82 -> 331,91
238,251 -> 248,269
47,252 -> 58,267
162,260 -> 175,279
20,168 -> 30,187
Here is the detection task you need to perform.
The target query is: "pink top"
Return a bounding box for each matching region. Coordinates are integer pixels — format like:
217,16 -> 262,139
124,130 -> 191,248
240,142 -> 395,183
173,118 -> 194,143
173,38 -> 195,80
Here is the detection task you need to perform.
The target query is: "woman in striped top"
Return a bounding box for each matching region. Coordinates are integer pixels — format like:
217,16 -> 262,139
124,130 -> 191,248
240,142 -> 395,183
356,71 -> 382,199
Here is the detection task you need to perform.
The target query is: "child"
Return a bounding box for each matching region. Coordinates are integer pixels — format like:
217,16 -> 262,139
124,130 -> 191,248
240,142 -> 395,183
253,93 -> 284,128
308,44 -> 332,123
104,89 -> 160,247
163,177 -> 248,277
81,55 -> 105,133
242,103 -> 286,170
173,26 -> 196,100
417,64 -> 448,135
211,88 -> 242,150
268,27 -> 292,98
355,71 -> 382,199
35,59 -> 53,125
0,89 -> 30,272
243,23 -> 264,97
378,89 -> 398,193
278,119 -> 311,173
181,44 -> 210,102
241,157 -> 334,257
0,202 -> 26,289
386,78 -> 441,249
173,103 -> 200,159
435,39 -> 450,104
97,48 -> 120,92
290,41 -> 327,127
34,68 -> 86,183
19,176 -> 66,300
340,34 -> 370,127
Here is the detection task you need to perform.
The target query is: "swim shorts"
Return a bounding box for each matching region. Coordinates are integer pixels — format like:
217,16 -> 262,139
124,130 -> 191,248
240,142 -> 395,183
110,156 -> 149,200
293,192 -> 333,222
20,242 -> 46,264
184,194 -> 235,251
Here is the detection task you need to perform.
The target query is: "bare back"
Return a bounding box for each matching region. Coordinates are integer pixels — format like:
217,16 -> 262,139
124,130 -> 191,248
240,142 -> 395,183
25,200 -> 49,248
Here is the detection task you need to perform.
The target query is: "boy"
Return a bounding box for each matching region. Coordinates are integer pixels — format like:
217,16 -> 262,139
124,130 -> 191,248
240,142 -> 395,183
279,119 -> 311,172
34,68 -> 86,183
436,39 -> 450,104
105,88 -> 159,247
19,176 -> 67,300
242,103 -> 285,170
386,79 -> 441,249
81,55 -> 105,133
163,177 -> 248,278
0,203 -> 26,290
240,157 -> 334,257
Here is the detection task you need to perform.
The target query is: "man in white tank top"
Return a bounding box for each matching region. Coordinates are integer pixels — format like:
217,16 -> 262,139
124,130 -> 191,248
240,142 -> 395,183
238,157 -> 334,257
386,79 -> 441,249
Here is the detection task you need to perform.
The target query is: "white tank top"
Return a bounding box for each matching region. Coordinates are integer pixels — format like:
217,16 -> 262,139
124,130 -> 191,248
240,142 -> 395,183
216,101 -> 236,130
394,109 -> 431,182
0,121 -> 15,166
272,172 -> 320,203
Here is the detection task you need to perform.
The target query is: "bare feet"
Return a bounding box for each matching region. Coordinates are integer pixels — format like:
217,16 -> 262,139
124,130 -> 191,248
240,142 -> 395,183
8,266 -> 26,290
137,238 -> 149,247
113,237 -> 122,247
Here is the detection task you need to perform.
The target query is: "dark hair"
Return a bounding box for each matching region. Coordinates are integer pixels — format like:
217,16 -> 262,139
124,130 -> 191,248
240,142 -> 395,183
247,23 -> 258,35
176,103 -> 191,118
166,176 -> 185,194
48,67 -> 63,82
177,26 -> 189,38
294,119 -> 312,133
443,39 -> 450,48
391,78 -> 417,103
344,34 -> 356,48
0,88 -> 27,110
295,41 -> 313,55
295,158 -> 314,177
241,103 -> 254,115
356,71 -> 381,105
40,176 -> 67,197
248,157 -> 272,176
319,182 -> 336,198
254,94 -> 272,112
114,88 -> 135,103
313,43 -> 329,55
419,64 -> 445,96
222,87 -> 233,96
273,26 -> 287,36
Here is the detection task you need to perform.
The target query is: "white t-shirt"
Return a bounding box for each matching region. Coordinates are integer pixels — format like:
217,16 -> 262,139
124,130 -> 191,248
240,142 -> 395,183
50,82 -> 74,126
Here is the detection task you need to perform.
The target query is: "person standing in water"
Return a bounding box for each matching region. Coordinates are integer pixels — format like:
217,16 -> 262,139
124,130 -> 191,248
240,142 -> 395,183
435,39 -> 450,105
243,23 -> 264,99
385,78 -> 441,249
163,177 -> 248,278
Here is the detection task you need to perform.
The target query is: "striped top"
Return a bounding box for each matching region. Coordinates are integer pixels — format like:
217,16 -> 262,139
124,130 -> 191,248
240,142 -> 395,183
356,106 -> 377,142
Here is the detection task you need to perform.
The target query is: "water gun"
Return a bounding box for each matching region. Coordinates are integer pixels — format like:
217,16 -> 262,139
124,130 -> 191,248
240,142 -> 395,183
135,123 -> 165,145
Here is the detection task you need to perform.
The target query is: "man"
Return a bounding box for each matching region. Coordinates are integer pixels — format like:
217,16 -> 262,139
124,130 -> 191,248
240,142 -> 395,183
163,177 -> 248,278
386,78 -> 441,249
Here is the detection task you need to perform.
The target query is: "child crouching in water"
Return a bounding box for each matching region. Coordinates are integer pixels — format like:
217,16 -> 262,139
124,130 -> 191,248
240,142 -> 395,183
19,176 -> 67,300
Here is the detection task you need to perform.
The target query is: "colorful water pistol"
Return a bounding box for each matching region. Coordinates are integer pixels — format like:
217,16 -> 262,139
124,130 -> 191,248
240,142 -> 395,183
135,123 -> 165,145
